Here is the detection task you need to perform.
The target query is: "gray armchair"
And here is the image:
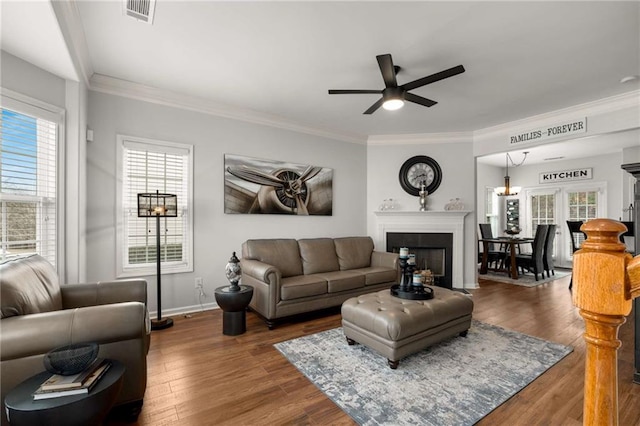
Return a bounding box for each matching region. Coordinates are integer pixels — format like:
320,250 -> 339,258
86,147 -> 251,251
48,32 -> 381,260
1,254 -> 150,425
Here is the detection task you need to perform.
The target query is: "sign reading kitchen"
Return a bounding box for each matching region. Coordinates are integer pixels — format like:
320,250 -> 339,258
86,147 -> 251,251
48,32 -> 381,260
509,118 -> 587,145
539,168 -> 592,184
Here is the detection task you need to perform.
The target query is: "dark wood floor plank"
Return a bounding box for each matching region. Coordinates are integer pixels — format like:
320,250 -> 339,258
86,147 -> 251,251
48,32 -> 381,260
107,274 -> 638,425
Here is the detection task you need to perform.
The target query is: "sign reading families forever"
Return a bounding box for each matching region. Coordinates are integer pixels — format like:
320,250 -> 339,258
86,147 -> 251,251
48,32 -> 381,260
509,118 -> 587,145
540,168 -> 592,184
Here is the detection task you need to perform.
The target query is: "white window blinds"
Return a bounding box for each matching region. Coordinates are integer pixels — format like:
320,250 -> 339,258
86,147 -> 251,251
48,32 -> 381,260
119,136 -> 193,276
0,107 -> 57,266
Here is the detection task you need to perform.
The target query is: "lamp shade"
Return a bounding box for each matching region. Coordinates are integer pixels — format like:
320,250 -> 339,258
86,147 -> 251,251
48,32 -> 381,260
137,191 -> 177,217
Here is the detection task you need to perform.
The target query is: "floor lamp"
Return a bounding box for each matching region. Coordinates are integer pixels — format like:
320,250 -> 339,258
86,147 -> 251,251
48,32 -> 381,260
137,190 -> 177,330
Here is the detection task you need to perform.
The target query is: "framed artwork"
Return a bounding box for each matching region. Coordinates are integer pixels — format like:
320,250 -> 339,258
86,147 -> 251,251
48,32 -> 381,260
224,154 -> 333,215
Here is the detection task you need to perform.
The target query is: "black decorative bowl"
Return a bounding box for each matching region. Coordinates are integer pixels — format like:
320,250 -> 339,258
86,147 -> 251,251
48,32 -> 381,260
43,343 -> 99,375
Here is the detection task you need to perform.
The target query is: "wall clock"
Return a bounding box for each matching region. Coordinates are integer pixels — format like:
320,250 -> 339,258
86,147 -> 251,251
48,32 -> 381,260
398,155 -> 442,196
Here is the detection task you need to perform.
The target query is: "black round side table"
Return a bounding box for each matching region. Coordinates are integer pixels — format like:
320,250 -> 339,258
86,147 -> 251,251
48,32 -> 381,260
214,285 -> 254,335
4,360 -> 124,426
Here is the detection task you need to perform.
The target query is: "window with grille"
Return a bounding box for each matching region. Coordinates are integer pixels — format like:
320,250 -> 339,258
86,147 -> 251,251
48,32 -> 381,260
485,187 -> 499,235
567,190 -> 599,255
531,193 -> 556,228
568,190 -> 598,222
1,104 -> 58,267
117,135 -> 193,277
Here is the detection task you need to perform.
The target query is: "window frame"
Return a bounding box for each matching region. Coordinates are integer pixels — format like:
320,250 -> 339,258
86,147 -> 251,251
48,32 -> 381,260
0,88 -> 65,273
116,134 -> 194,278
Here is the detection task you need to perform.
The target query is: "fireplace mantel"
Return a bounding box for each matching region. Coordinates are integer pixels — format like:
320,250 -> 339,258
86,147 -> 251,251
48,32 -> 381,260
374,210 -> 471,218
374,210 -> 470,289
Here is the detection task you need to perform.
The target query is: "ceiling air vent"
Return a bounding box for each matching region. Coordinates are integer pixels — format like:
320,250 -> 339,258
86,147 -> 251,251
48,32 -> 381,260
123,0 -> 156,25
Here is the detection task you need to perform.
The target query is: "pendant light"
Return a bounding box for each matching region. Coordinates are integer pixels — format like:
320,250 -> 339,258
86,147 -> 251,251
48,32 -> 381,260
495,152 -> 528,196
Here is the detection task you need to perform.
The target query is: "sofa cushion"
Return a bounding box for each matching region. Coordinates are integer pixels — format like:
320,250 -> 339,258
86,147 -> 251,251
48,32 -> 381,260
281,275 -> 327,301
313,271 -> 365,293
298,238 -> 339,275
243,239 -> 303,278
351,266 -> 398,286
334,237 -> 374,271
1,254 -> 62,318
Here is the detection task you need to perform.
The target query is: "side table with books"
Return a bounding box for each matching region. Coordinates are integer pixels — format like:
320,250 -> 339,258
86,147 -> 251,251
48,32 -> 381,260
4,359 -> 124,426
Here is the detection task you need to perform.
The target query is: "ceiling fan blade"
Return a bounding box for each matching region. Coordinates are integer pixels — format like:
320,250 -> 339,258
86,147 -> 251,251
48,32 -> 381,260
363,98 -> 384,114
328,89 -> 382,95
405,92 -> 438,108
402,65 -> 466,91
377,54 -> 398,88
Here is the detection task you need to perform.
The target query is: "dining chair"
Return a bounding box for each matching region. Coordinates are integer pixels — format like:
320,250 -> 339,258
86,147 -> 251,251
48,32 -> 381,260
513,224 -> 549,281
478,223 -> 504,270
543,224 -> 557,278
567,220 -> 585,290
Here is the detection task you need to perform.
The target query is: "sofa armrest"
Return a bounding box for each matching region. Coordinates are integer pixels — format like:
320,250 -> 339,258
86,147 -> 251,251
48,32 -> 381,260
371,251 -> 399,270
241,259 -> 281,285
61,279 -> 147,309
1,302 -> 147,362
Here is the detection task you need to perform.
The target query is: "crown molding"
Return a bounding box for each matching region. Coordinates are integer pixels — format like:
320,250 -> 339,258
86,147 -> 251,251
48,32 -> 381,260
50,0 -> 94,87
89,74 -> 367,145
474,89 -> 640,140
367,132 -> 474,145
366,90 -> 639,146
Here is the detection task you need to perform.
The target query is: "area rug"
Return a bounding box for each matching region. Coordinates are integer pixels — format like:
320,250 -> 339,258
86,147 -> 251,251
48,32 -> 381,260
480,269 -> 570,287
274,321 -> 572,426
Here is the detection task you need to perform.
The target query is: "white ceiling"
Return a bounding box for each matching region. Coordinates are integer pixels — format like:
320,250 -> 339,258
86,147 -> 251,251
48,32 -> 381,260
2,1 -> 639,153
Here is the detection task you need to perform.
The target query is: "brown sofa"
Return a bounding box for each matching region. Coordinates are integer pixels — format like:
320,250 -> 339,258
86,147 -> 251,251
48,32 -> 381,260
0,254 -> 150,425
241,236 -> 399,328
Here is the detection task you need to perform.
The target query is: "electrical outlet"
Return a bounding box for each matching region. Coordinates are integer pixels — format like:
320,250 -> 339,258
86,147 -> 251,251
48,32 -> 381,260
195,277 -> 203,289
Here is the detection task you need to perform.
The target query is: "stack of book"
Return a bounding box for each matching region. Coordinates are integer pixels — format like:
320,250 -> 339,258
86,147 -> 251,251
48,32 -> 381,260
33,359 -> 111,400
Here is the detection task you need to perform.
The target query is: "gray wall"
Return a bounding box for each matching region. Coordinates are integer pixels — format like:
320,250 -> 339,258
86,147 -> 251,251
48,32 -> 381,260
1,51 -> 66,108
86,91 -> 367,314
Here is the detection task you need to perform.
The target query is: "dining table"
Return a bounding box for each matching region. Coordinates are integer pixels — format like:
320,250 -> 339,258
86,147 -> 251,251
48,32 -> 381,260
479,236 -> 535,279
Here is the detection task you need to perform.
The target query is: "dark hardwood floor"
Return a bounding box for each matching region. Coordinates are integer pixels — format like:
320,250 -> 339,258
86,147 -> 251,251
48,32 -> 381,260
109,274 -> 639,425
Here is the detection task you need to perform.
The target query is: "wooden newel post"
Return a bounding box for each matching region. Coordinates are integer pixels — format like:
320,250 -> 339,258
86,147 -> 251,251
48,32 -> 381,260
572,219 -> 640,425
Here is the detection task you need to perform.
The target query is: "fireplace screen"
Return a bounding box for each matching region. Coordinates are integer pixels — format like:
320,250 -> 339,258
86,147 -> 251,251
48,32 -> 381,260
386,232 -> 453,289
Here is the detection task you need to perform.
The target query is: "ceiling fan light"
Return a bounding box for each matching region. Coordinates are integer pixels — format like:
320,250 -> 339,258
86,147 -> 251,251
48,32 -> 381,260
383,99 -> 404,110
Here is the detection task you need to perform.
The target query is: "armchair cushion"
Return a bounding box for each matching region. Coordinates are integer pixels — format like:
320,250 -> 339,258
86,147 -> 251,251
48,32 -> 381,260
1,254 -> 62,318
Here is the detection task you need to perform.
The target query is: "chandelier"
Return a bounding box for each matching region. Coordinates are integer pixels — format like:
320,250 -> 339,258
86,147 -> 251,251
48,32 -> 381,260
495,152 -> 529,196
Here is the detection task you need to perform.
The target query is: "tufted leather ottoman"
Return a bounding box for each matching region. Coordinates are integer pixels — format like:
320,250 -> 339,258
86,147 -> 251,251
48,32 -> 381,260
341,287 -> 474,369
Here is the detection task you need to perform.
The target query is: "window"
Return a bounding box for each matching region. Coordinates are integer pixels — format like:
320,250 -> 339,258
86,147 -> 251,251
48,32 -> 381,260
530,192 -> 557,257
117,135 -> 193,277
531,193 -> 556,228
568,190 -> 598,222
484,187 -> 499,235
567,189 -> 599,256
1,93 -> 62,268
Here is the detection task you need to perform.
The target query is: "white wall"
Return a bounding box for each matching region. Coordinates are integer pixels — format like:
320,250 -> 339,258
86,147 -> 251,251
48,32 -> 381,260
366,141 -> 477,288
509,153 -> 623,220
86,91 -> 367,314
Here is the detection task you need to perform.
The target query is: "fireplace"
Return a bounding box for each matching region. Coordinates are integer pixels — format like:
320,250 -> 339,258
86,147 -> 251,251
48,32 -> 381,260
387,232 -> 453,289
374,210 -> 469,289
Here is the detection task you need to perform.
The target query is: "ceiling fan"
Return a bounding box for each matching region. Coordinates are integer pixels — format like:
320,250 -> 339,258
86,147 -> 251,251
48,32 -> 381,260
328,54 -> 465,114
